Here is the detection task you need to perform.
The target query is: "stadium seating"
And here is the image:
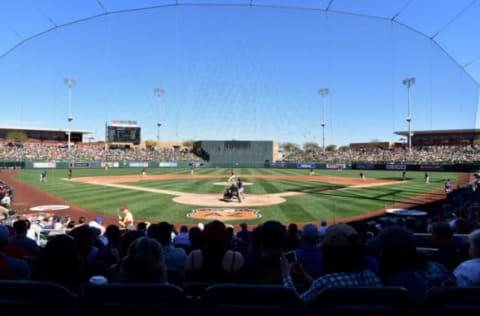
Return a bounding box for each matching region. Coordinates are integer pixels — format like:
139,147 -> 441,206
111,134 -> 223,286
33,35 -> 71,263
84,283 -> 191,316
421,287 -> 480,314
199,283 -> 302,316
0,280 -> 79,316
305,286 -> 415,316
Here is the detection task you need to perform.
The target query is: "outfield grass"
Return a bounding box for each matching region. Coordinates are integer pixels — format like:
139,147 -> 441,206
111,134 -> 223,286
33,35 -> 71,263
14,168 -> 458,225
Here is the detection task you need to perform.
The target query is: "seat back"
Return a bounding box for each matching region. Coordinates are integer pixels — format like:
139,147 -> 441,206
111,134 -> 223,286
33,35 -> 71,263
0,280 -> 78,316
306,286 -> 415,316
422,287 -> 480,314
182,281 -> 214,298
84,282 -> 190,316
199,283 -> 302,316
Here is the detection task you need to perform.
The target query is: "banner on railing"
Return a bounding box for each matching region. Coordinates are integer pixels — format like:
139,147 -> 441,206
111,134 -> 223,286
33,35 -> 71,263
101,162 -> 119,168
356,163 -> 375,170
296,163 -> 316,169
271,162 -> 288,168
326,163 -> 346,169
159,162 -> 178,167
385,164 -> 407,170
33,162 -> 56,168
129,162 -> 148,168
70,162 -> 89,168
419,165 -> 444,171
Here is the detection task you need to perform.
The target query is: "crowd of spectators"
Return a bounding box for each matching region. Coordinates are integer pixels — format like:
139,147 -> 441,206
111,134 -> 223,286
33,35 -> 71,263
281,145 -> 480,164
0,142 -> 202,162
2,142 -> 480,164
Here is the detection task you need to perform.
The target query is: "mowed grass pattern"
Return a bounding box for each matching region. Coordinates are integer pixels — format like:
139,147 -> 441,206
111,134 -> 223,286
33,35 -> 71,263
14,168 -> 459,224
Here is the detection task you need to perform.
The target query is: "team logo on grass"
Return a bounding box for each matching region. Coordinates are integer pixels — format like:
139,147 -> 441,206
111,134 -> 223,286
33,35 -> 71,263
187,208 -> 261,221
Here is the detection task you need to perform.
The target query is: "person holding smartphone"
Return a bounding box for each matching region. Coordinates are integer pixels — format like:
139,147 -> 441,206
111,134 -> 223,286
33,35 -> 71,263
280,224 -> 381,304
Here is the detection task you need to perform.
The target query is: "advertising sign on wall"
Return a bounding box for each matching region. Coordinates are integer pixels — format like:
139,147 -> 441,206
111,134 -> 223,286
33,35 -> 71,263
33,162 -> 56,168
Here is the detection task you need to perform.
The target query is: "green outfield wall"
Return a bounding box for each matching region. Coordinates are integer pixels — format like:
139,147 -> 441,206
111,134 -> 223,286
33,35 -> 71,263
193,140 -> 274,167
1,160 -> 479,172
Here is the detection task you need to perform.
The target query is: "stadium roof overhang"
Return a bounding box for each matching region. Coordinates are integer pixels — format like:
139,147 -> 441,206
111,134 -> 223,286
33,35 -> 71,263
0,126 -> 94,135
395,129 -> 480,137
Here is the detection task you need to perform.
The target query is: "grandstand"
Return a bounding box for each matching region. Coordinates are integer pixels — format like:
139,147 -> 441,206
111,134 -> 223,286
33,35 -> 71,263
395,129 -> 480,147
0,126 -> 93,144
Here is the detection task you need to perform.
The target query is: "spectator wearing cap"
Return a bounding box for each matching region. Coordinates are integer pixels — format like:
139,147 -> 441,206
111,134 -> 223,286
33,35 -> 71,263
369,225 -> 455,301
0,224 -> 30,280
281,223 -> 381,304
295,224 -> 323,278
89,216 -> 106,236
453,228 -> 480,286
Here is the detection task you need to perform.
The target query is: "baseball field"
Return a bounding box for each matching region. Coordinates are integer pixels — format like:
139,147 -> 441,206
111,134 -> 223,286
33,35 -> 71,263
7,167 -> 467,226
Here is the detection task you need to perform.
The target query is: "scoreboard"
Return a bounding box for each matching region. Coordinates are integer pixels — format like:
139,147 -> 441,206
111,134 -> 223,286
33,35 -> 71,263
106,126 -> 141,145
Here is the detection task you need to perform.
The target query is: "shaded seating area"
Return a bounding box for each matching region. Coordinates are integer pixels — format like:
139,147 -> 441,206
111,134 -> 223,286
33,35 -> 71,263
84,283 -> 191,316
305,286 -> 414,316
421,287 -> 480,315
0,280 -> 79,316
199,283 -> 302,316
1,280 -> 480,315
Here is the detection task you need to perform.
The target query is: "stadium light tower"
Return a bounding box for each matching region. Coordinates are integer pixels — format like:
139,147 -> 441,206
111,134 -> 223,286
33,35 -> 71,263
154,88 -> 165,151
402,77 -> 416,154
318,88 -> 329,154
64,77 -> 76,151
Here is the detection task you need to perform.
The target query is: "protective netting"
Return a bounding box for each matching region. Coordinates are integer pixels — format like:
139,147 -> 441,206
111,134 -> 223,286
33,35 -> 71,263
0,0 -> 478,146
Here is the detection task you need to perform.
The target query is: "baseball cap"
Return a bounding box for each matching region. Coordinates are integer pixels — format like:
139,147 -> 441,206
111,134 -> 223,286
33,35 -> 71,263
95,216 -> 103,223
0,224 -> 10,241
322,223 -> 359,247
302,224 -> 319,241
121,206 -> 129,211
368,225 -> 416,250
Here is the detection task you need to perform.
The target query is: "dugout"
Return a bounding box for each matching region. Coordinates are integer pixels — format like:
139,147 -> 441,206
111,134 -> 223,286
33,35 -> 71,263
193,140 -> 276,167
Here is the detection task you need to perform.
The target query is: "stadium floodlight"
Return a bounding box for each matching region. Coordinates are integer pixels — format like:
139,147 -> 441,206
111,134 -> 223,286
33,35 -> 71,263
154,88 -> 165,151
318,88 -> 330,154
402,77 -> 416,154
64,77 -> 76,151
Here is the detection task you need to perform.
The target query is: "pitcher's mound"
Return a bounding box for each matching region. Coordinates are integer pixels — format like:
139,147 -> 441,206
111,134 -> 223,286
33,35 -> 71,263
173,193 -> 285,207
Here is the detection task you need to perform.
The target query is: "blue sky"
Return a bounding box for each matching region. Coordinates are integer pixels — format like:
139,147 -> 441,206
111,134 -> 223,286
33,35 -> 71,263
0,1 -> 478,147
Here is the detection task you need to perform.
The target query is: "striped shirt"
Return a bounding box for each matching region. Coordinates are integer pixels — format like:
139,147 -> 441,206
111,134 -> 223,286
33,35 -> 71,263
283,269 -> 382,303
